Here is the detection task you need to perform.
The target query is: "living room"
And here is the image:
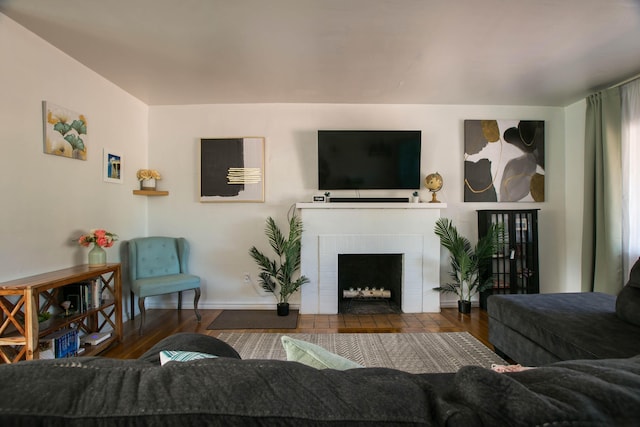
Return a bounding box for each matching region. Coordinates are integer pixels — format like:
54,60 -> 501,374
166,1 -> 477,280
3,2 -> 640,425
0,1 -> 638,319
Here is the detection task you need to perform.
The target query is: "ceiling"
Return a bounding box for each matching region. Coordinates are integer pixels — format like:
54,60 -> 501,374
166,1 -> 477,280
2,0 -> 640,106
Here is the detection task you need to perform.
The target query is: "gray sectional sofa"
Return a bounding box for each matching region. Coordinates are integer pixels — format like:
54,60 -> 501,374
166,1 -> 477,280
488,258 -> 640,366
1,333 -> 640,426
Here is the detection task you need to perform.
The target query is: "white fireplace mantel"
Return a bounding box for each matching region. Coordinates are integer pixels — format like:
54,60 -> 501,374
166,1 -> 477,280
297,202 -> 446,314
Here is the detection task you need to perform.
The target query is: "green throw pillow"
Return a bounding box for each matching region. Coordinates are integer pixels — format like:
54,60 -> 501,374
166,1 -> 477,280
281,336 -> 363,370
159,350 -> 218,365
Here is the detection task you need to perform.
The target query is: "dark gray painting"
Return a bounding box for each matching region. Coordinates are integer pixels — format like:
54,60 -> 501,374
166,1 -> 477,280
464,120 -> 544,202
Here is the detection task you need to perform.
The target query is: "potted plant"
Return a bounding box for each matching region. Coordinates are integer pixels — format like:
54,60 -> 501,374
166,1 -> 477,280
433,217 -> 504,314
249,215 -> 310,316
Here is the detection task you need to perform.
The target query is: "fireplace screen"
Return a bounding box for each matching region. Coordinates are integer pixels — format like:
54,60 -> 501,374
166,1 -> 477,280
338,254 -> 402,313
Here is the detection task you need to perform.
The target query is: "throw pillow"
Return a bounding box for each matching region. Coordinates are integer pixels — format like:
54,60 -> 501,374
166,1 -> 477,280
616,284 -> 640,327
281,336 -> 363,370
159,350 -> 218,366
628,257 -> 640,288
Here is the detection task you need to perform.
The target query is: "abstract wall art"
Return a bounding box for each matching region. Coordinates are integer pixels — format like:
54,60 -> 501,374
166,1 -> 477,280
200,137 -> 265,202
464,120 -> 544,202
42,101 -> 88,160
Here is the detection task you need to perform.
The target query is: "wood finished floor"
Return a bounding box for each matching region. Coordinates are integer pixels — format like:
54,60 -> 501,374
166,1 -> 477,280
103,308 -> 492,360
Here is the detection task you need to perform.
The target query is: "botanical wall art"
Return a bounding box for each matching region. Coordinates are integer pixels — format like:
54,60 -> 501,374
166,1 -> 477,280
103,149 -> 122,183
464,120 -> 544,202
42,101 -> 88,160
200,137 -> 265,202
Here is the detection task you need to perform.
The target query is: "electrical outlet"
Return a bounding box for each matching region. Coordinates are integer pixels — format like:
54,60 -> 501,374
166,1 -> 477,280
243,273 -> 251,283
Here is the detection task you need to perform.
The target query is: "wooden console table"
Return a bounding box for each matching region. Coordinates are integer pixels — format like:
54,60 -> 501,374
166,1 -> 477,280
0,264 -> 122,363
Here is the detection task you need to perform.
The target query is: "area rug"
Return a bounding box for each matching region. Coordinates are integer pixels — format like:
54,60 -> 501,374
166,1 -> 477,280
217,332 -> 505,373
207,310 -> 299,330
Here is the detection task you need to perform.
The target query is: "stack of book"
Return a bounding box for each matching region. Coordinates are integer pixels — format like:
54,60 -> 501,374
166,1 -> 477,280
62,280 -> 102,313
39,328 -> 79,359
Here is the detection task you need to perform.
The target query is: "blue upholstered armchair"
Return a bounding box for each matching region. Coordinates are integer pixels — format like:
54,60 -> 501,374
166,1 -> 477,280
126,237 -> 201,334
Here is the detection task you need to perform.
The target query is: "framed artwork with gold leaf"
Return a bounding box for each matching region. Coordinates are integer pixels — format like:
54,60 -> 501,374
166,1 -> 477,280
42,101 -> 88,160
199,137 -> 265,202
464,120 -> 544,202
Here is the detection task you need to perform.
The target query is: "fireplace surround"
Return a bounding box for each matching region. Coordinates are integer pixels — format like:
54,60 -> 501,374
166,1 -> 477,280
297,202 -> 445,314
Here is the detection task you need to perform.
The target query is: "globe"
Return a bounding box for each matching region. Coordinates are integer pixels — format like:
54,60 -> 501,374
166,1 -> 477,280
424,172 -> 443,203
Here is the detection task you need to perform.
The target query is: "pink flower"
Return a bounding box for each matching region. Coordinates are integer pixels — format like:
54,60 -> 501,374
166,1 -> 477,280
77,229 -> 118,248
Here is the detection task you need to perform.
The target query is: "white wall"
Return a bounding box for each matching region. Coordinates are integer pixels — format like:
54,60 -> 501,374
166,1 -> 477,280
149,103 -> 569,309
1,12 -> 590,313
0,14 -> 148,284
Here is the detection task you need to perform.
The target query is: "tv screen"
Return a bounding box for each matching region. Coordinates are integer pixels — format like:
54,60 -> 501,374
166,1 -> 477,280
318,130 -> 421,190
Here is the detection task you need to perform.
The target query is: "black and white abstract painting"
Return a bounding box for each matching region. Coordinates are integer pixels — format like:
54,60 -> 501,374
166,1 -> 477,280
464,120 -> 544,202
200,137 -> 264,202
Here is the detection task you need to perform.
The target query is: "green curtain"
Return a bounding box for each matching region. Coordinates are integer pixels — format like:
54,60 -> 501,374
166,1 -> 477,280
583,88 -> 623,294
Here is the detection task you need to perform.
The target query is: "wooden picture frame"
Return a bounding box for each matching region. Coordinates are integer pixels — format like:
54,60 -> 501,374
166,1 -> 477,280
200,137 -> 265,202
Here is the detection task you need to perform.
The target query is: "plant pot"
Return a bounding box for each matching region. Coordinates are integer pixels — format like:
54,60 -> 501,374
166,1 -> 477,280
277,302 -> 290,316
140,178 -> 156,191
458,300 -> 471,314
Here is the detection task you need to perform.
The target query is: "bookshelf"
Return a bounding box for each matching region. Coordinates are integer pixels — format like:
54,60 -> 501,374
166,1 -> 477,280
0,264 -> 122,363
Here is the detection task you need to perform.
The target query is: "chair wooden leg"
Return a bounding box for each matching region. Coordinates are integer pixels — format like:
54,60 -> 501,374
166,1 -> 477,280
194,288 -> 201,322
178,291 -> 182,310
130,291 -> 135,321
138,296 -> 146,335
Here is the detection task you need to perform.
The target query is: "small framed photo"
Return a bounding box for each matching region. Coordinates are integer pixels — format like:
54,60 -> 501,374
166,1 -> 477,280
103,149 -> 123,183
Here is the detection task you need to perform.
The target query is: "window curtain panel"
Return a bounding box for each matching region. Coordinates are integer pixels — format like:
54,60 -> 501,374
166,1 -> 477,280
583,87 -> 623,294
621,79 -> 640,279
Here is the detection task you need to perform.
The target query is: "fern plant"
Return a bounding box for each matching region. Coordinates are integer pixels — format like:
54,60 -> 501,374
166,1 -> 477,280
249,215 -> 309,304
434,217 -> 505,302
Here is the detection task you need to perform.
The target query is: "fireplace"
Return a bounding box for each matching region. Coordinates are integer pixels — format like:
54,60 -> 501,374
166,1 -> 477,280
297,202 -> 445,314
338,254 -> 402,313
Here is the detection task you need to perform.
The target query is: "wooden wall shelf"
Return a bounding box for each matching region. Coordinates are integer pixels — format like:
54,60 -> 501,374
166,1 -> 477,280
133,190 -> 169,196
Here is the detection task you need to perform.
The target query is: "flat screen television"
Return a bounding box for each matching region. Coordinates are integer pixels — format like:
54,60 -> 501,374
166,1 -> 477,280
317,130 -> 421,190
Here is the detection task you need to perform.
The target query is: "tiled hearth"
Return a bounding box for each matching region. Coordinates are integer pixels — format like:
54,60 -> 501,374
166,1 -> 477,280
297,202 -> 445,314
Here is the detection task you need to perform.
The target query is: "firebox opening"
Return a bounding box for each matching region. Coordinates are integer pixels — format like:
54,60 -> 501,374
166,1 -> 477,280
338,253 -> 403,314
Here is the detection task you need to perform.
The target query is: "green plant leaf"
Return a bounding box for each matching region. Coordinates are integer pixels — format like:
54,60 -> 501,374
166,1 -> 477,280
71,119 -> 87,135
53,121 -> 71,136
64,134 -> 85,151
434,217 -> 504,301
249,214 -> 309,304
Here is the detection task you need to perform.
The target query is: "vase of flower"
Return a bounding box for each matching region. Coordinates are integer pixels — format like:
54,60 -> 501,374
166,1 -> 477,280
78,229 -> 118,267
88,244 -> 107,267
137,169 -> 161,191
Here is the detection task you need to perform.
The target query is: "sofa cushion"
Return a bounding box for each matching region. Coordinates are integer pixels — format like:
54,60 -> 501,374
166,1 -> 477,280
488,293 -> 640,363
627,257 -> 640,288
159,350 -> 218,365
616,284 -> 640,326
1,355 -> 640,426
132,274 -> 200,297
281,335 -> 363,370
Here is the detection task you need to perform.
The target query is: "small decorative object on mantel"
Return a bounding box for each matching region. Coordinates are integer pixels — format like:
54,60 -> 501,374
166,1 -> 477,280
424,172 -> 443,203
136,169 -> 161,190
433,217 -> 504,314
77,229 -> 118,267
412,191 -> 420,203
249,215 -> 309,316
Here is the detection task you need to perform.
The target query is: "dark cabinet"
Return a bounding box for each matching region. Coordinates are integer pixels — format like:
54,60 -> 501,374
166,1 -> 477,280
478,209 -> 539,309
